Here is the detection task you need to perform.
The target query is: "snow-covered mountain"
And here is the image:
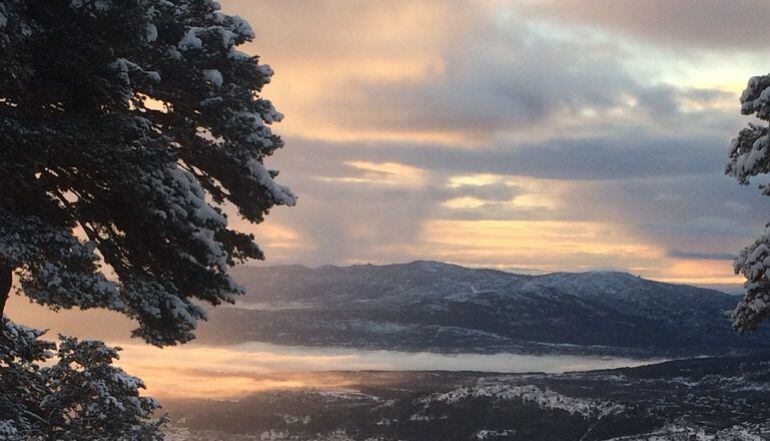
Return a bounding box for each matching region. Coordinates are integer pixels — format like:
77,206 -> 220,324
198,261 -> 770,356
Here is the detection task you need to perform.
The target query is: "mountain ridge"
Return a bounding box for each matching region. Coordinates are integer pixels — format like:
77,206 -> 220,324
236,260 -> 733,296
196,261 -> 767,357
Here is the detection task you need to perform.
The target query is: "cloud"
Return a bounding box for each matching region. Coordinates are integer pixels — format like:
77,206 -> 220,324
275,130 -> 731,182
224,0 -> 484,141
250,131 -> 767,275
557,173 -> 770,262
225,0 -> 744,143
332,36 -> 632,137
436,183 -> 520,203
525,0 -> 770,51
213,1 -> 765,283
308,13 -> 740,141
668,251 -> 736,261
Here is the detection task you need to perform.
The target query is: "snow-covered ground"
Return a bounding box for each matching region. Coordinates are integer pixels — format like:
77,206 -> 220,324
160,354 -> 770,441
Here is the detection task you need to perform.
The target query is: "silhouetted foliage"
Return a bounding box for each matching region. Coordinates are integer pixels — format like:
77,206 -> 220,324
727,74 -> 770,332
0,0 -> 294,345
0,318 -> 165,440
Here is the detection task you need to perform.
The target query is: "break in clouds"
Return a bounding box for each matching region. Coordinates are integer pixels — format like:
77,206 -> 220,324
225,0 -> 770,283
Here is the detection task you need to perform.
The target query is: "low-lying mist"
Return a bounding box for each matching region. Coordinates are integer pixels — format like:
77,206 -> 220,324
116,342 -> 661,399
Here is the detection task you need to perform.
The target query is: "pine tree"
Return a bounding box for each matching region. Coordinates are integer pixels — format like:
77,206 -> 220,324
0,0 -> 295,346
0,319 -> 165,440
726,74 -> 770,331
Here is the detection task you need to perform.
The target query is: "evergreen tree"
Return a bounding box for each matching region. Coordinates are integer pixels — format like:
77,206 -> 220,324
0,319 -> 164,440
0,0 -> 295,346
726,74 -> 770,331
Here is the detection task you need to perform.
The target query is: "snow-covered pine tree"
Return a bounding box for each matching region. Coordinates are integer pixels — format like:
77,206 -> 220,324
0,0 -> 295,346
0,318 -> 165,440
726,74 -> 770,331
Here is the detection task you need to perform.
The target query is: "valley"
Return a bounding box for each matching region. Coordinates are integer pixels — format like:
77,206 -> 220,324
164,354 -> 770,440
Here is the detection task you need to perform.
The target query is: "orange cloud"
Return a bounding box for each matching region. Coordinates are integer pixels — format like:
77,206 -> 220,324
421,219 -> 663,271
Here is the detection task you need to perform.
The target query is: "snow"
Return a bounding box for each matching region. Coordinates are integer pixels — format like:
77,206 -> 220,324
741,75 -> 770,119
347,320 -> 410,333
731,223 -> 770,329
203,69 -> 223,87
230,15 -> 255,39
217,28 -> 238,48
70,0 -> 114,12
278,414 -> 310,425
245,159 -> 298,206
475,429 -> 517,439
256,64 -> 274,77
420,382 -> 624,418
228,47 -> 252,60
729,130 -> 769,179
146,23 -> 158,43
179,20 -> 253,52
2,321 -> 164,439
605,423 -> 770,440
0,215 -> 122,311
178,27 -> 203,50
145,164 -> 230,270
200,96 -> 224,107
166,47 -> 183,60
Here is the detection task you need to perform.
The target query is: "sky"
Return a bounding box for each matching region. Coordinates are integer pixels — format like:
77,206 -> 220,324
9,1 -> 770,399
211,0 -> 770,287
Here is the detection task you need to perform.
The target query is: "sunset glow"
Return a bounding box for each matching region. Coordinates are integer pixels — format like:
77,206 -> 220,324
7,2 -> 770,439
196,0 -> 770,286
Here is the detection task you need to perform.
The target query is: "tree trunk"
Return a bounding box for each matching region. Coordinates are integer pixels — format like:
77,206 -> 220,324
0,265 -> 12,318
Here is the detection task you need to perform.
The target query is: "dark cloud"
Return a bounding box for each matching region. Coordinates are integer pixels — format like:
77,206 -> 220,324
559,173 -> 770,259
526,0 -> 770,51
219,0 -> 765,277
278,130 -> 731,181
337,41 -> 629,134
264,132 -> 770,266
327,23 -> 734,138
668,251 -> 736,261
229,0 -> 749,142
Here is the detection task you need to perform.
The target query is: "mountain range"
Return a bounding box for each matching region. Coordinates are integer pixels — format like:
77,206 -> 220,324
196,261 -> 770,357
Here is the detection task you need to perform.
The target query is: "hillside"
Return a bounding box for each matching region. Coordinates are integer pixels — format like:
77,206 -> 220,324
196,261 -> 770,357
164,354 -> 770,441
